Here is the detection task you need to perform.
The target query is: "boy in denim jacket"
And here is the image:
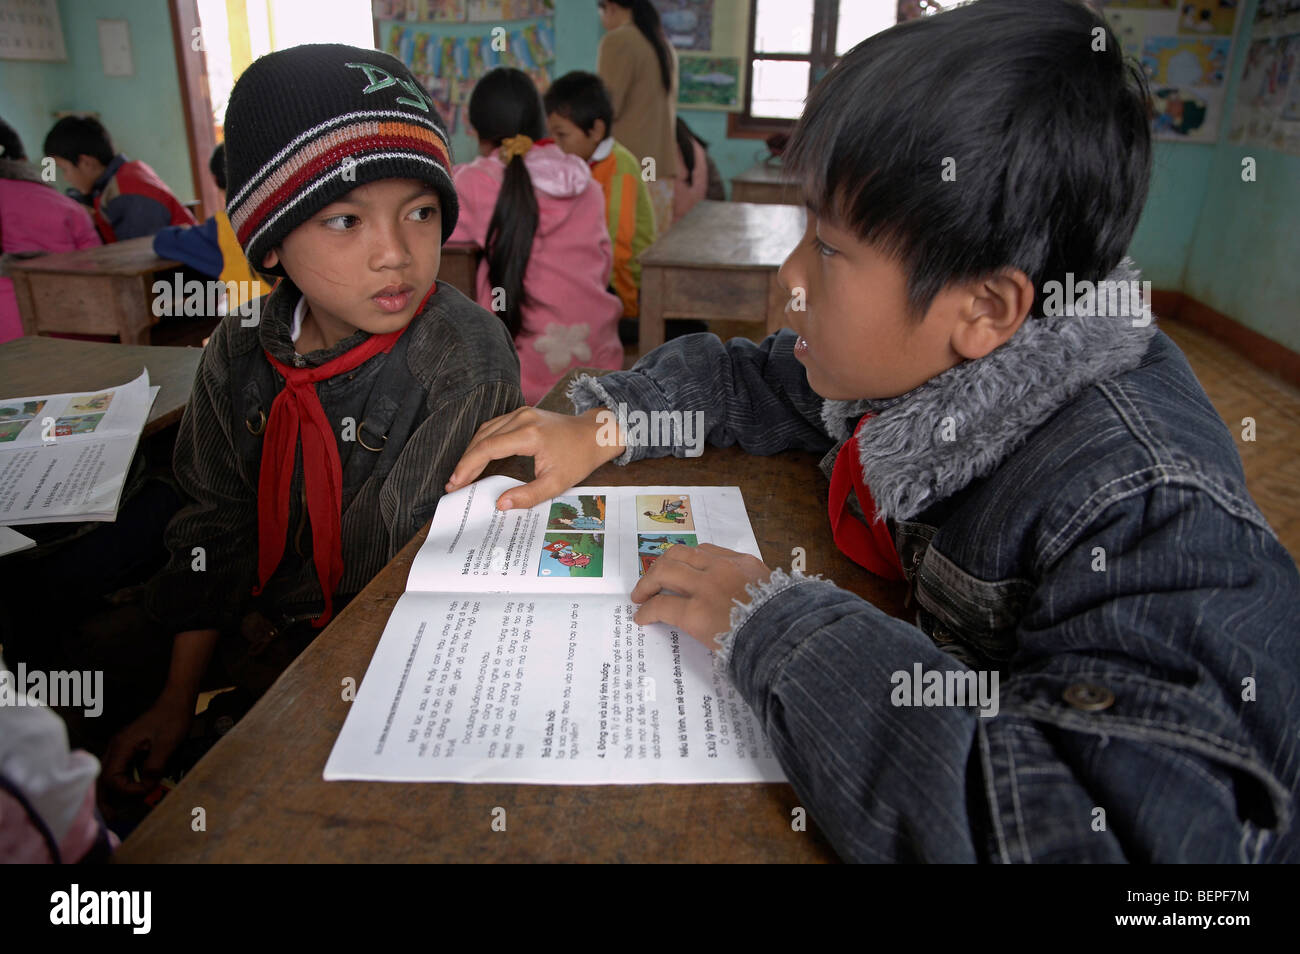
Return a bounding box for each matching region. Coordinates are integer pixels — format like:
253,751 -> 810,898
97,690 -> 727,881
449,0 -> 1300,862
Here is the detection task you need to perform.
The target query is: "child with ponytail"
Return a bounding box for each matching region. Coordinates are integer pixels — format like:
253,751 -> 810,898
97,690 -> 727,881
450,68 -> 623,403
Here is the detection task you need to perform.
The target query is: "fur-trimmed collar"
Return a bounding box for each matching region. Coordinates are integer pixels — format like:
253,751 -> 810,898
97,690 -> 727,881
819,258 -> 1158,522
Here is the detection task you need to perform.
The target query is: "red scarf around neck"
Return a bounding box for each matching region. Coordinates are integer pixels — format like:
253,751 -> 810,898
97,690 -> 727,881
827,413 -> 906,581
253,285 -> 435,627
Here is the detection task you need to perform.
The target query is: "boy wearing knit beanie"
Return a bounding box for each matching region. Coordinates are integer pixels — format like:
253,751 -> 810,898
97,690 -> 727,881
98,45 -> 522,795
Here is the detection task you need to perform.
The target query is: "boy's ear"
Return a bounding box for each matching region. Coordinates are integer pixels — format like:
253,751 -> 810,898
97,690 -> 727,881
262,248 -> 280,270
949,269 -> 1034,361
591,118 -> 607,142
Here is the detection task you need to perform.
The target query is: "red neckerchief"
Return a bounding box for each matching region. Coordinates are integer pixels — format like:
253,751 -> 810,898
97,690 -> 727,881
827,413 -> 906,581
252,284 -> 435,626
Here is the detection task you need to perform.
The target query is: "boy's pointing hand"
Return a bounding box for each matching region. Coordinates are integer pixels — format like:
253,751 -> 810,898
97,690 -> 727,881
631,543 -> 774,650
446,406 -> 624,510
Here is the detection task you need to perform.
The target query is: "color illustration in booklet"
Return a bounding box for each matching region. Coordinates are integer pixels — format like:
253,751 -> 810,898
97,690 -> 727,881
324,475 -> 786,785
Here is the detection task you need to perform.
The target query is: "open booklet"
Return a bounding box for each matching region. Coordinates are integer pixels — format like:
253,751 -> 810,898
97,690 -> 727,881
324,475 -> 787,784
0,371 -> 159,525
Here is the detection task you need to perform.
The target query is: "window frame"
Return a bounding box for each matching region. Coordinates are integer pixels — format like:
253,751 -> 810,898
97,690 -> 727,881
728,0 -> 892,140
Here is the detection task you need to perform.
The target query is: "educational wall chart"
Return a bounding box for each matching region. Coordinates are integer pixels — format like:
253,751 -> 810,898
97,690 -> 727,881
324,475 -> 784,784
1227,0 -> 1300,156
658,0 -> 714,50
372,0 -> 555,136
0,0 -> 65,61
377,1 -> 555,21
1101,0 -> 1244,143
655,0 -> 749,111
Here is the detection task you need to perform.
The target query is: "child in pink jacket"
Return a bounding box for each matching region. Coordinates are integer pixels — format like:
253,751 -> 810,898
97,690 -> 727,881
449,68 -> 623,403
0,118 -> 102,342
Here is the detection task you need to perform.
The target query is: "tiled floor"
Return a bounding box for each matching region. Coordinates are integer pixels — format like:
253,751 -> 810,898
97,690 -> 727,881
624,317 -> 1300,562
1160,319 -> 1300,560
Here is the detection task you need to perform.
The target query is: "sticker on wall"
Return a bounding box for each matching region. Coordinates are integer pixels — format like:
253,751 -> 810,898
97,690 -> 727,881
1141,35 -> 1230,87
677,56 -> 739,108
1150,85 -> 1213,138
0,0 -> 66,61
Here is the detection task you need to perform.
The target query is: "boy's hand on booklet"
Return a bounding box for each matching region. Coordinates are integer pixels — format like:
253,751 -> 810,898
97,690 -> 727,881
631,543 -> 774,650
446,407 -> 624,510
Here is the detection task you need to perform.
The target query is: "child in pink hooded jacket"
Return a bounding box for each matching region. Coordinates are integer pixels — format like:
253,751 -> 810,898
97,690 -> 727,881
0,118 -> 101,342
449,69 -> 623,403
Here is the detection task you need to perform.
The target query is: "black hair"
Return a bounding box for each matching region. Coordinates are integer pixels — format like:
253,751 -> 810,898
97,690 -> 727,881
542,71 -> 613,137
608,0 -> 674,94
674,117 -> 709,187
43,115 -> 115,166
209,141 -> 226,191
785,0 -> 1152,320
0,117 -> 26,161
467,67 -> 547,339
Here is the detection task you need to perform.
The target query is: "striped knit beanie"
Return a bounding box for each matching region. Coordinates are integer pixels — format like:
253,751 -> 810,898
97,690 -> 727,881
224,43 -> 456,275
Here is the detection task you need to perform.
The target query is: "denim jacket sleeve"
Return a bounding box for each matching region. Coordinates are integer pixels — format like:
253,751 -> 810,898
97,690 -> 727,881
567,329 -> 834,464
723,484 -> 1300,863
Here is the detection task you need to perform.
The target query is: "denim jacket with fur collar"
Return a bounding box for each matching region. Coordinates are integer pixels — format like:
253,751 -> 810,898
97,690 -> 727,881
569,261 -> 1300,862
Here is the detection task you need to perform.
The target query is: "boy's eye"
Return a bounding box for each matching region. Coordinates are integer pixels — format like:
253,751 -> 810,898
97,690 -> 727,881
322,214 -> 359,231
813,236 -> 838,258
407,204 -> 439,223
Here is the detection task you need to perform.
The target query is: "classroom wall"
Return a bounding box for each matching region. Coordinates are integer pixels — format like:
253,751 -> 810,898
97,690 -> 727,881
544,0 -> 1232,304
0,0 -> 195,200
0,50 -> 69,156
1127,144 -> 1215,291
4,0 -> 1288,350
1183,144 -> 1300,353
1181,0 -> 1300,353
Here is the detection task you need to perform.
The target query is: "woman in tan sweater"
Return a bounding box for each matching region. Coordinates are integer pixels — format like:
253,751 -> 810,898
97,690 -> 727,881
596,0 -> 679,233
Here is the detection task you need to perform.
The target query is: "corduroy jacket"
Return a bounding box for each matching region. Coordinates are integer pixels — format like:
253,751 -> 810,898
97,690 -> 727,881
145,278 -> 523,636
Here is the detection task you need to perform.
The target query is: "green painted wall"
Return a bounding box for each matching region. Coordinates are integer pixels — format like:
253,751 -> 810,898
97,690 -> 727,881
0,0 -> 194,199
1183,0 -> 1299,352
1128,143 -> 1215,290
1185,144 -> 1300,352
0,55 -> 69,159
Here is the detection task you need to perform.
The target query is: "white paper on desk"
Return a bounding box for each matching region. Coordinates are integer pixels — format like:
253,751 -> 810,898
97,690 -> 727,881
325,475 -> 786,784
0,526 -> 36,557
0,371 -> 159,524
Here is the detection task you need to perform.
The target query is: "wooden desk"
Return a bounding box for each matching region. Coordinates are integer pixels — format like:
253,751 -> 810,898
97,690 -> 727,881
0,336 -> 201,437
730,163 -> 799,205
115,367 -> 908,863
638,201 -> 807,351
7,237 -> 182,345
440,241 -> 481,299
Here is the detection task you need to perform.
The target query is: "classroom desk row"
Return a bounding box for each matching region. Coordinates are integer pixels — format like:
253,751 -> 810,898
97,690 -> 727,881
114,367 -> 909,863
7,190 -> 803,353
730,162 -> 800,205
0,336 -> 201,437
5,238 -> 485,345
